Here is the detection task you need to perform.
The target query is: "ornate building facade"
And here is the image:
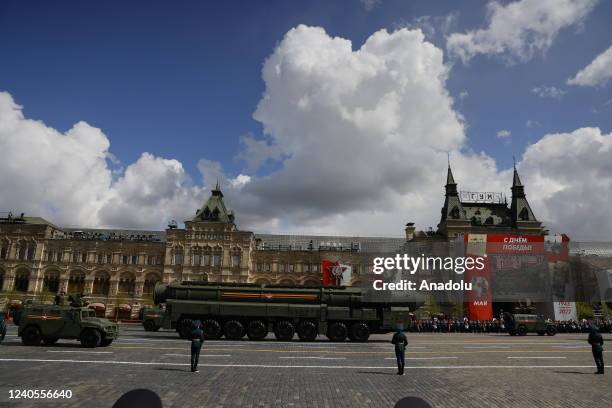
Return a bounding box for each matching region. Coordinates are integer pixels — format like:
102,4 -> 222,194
0,167 -> 545,316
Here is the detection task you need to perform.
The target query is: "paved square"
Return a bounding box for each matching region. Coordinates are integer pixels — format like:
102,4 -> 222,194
1,324 -> 611,407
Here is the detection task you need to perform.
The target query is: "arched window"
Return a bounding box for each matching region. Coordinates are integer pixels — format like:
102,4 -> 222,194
211,247 -> 222,267
202,246 -> 211,266
14,269 -> 30,292
118,272 -> 136,295
68,271 -> 86,293
92,271 -> 110,295
484,216 -> 494,225
191,247 -> 201,266
43,270 -> 60,293
450,206 -> 460,219
143,273 -> 160,295
231,247 -> 241,268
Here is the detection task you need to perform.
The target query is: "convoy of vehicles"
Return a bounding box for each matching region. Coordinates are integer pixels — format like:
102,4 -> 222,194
153,281 -> 411,342
17,303 -> 119,347
142,305 -> 164,332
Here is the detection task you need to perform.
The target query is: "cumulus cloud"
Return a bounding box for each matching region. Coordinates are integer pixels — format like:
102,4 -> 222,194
447,0 -> 598,64
2,25 -> 611,241
519,127 -> 612,240
531,86 -> 567,99
567,45 -> 612,87
0,91 -> 205,229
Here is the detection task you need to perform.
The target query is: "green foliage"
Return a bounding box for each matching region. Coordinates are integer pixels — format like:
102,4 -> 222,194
576,302 -> 593,319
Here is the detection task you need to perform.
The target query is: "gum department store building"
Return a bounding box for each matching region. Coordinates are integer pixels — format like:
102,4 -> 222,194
0,166 -> 545,316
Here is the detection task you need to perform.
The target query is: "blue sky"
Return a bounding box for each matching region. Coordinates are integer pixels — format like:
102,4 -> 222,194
2,0 -> 609,175
1,0 -> 611,238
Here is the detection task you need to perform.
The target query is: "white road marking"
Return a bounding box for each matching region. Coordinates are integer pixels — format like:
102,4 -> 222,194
507,357 -> 567,359
47,350 -> 113,354
385,357 -> 458,360
279,357 -> 346,360
0,358 -> 597,370
164,354 -> 231,357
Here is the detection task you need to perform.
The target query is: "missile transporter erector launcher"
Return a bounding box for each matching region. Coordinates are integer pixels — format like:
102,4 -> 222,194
154,282 -> 410,342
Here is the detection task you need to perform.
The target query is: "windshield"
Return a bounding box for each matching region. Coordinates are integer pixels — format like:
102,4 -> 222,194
81,310 -> 96,319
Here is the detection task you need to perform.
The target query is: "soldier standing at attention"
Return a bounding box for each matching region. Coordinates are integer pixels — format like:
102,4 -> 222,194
588,325 -> 604,374
391,326 -> 408,375
190,320 -> 204,373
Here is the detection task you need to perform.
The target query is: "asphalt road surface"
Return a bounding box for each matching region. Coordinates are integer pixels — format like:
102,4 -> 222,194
1,324 -> 611,408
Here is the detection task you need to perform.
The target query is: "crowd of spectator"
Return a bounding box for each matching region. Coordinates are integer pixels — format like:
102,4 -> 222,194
406,317 -> 612,333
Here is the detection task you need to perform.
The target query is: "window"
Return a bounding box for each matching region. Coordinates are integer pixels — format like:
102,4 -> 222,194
174,253 -> 184,265
264,263 -> 271,272
107,254 -> 112,264
202,254 -> 210,266
97,254 -> 104,264
27,246 -> 35,260
147,256 -> 155,266
288,264 -> 294,272
131,255 -> 138,265
212,254 -> 221,267
0,246 -> 7,259
72,252 -> 80,263
231,255 -> 241,268
193,254 -> 201,266
312,264 -> 319,273
82,253 -> 87,263
279,263 -> 286,273
304,264 -> 310,273
122,255 -> 128,264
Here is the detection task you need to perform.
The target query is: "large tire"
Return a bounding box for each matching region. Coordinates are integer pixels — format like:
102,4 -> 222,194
348,322 -> 370,342
178,319 -> 193,339
274,321 -> 295,341
508,329 -> 517,336
546,325 -> 557,336
43,337 -> 59,345
100,338 -> 113,347
143,320 -> 156,332
80,329 -> 101,348
326,322 -> 348,342
247,320 -> 268,341
537,331 -> 545,336
21,326 -> 42,346
224,320 -> 246,340
297,321 -> 318,342
203,319 -> 223,340
517,326 -> 527,336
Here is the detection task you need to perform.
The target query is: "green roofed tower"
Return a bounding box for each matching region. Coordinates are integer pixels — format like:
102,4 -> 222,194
192,182 -> 235,224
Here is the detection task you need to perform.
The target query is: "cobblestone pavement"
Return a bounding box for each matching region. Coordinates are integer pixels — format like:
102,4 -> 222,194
1,324 -> 611,408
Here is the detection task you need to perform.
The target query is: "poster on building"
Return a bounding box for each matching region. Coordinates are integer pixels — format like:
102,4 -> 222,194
321,260 -> 352,286
553,302 -> 577,321
464,234 -> 493,320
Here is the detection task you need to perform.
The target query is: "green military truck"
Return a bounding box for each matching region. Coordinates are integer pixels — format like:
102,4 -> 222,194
503,313 -> 557,336
154,281 -> 410,342
18,303 -> 119,347
142,305 -> 164,332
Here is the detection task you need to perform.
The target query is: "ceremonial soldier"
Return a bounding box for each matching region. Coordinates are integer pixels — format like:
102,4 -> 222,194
588,325 -> 604,375
190,320 -> 205,373
391,326 -> 408,375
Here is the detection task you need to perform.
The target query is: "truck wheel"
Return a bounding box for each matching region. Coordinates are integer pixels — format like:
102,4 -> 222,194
348,322 -> 370,342
297,321 -> 318,341
224,320 -> 246,340
517,326 -> 527,336
247,320 -> 268,341
546,326 -> 557,336
43,337 -> 59,345
100,338 -> 113,347
21,326 -> 42,346
203,319 -> 223,340
274,321 -> 295,341
537,331 -> 545,336
143,320 -> 156,332
178,319 -> 193,339
508,329 -> 516,336
80,329 -> 101,348
326,322 -> 348,342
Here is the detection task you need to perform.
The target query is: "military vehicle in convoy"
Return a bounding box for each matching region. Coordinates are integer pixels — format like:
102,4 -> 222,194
142,305 -> 164,332
503,313 -> 557,336
18,303 -> 119,347
154,281 -> 411,342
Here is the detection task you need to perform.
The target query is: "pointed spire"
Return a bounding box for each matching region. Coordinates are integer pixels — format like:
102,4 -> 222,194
512,161 -> 523,187
215,179 -> 220,191
446,164 -> 456,186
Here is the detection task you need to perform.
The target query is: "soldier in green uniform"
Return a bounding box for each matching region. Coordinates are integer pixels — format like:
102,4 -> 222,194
190,320 -> 204,373
391,326 -> 408,375
588,325 -> 604,374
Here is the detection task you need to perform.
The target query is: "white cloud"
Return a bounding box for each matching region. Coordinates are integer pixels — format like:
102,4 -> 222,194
496,129 -> 511,138
447,0 -> 599,64
0,91 -> 205,229
519,127 -> 612,240
396,13 -> 459,43
531,86 -> 567,99
459,90 -> 469,100
567,45 -> 612,87
2,25 -> 611,241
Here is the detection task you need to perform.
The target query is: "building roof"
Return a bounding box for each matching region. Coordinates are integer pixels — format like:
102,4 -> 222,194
58,227 -> 166,243
254,233 -> 405,253
192,185 -> 235,224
